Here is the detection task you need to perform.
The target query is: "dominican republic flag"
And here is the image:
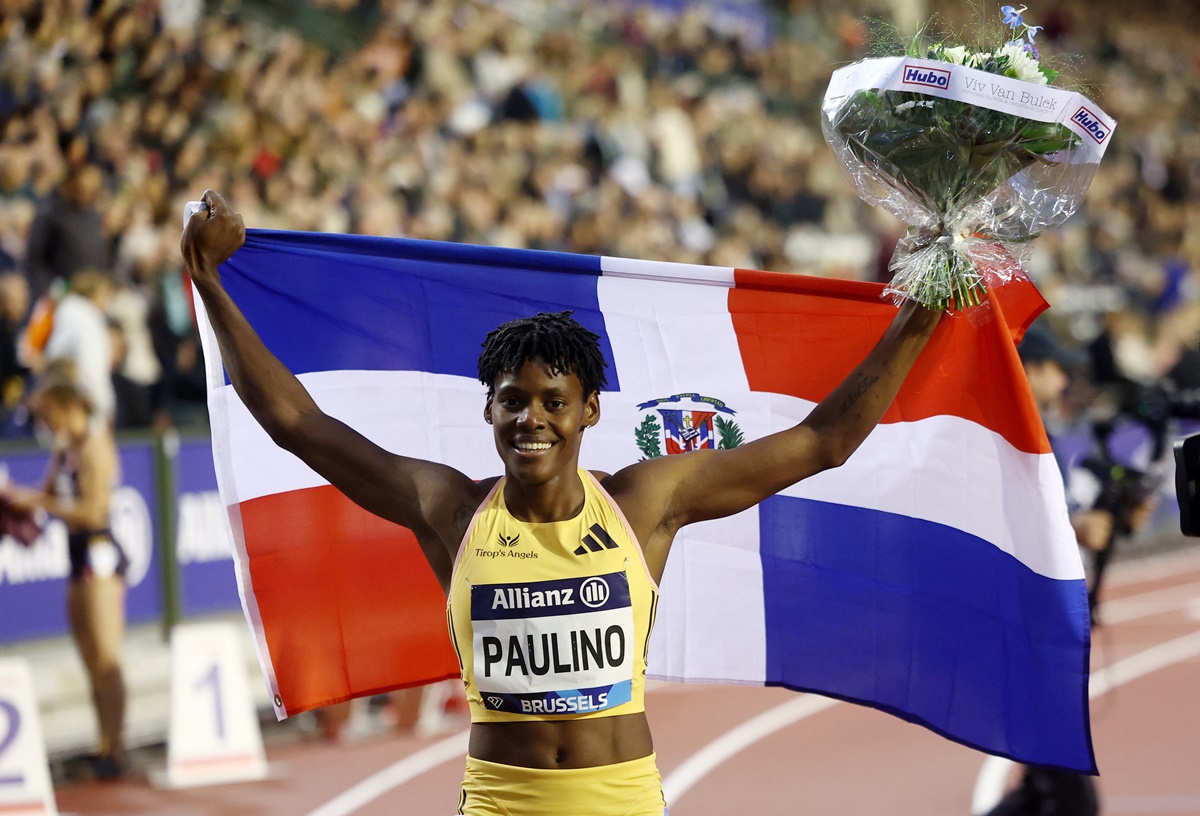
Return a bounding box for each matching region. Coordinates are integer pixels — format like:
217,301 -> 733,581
197,230 -> 1095,773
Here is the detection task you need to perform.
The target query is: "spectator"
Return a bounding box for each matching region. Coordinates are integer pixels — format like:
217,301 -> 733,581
43,269 -> 116,426
0,0 -> 1194,435
23,164 -> 109,303
0,272 -> 29,427
148,269 -> 207,426
107,251 -> 164,428
107,318 -> 152,429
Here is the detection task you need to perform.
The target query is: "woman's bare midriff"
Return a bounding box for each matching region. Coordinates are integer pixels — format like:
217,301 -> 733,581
468,711 -> 654,769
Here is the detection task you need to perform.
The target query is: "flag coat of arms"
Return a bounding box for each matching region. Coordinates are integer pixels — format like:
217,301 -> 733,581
196,229 -> 1095,773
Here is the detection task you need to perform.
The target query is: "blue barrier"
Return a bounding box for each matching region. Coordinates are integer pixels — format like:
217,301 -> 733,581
0,434 -> 242,644
0,441 -> 162,640
175,437 -> 240,617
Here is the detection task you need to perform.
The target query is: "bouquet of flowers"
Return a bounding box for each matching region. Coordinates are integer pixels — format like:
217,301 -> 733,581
822,6 -> 1116,311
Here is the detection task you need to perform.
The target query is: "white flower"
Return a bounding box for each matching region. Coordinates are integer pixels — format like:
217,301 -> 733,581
998,41 -> 1048,85
940,45 -> 972,66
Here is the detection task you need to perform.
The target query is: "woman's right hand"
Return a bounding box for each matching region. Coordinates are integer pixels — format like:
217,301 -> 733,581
0,485 -> 41,514
180,190 -> 246,290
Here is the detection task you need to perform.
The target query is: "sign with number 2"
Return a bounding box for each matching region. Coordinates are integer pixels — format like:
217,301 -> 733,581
0,659 -> 58,815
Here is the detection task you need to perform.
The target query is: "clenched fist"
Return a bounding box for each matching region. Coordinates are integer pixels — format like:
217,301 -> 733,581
180,190 -> 246,290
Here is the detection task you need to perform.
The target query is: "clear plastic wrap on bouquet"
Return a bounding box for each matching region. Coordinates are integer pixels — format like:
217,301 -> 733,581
821,56 -> 1116,311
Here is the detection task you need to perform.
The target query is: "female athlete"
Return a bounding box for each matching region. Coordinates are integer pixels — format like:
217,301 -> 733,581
182,190 -> 940,815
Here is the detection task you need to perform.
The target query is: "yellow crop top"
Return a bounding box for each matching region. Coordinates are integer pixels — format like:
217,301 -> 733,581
446,470 -> 659,723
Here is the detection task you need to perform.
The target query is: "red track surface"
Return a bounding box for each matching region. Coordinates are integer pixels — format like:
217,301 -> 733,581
54,548 -> 1200,816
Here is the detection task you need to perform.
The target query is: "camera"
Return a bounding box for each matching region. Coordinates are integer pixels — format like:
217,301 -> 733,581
1174,432 -> 1200,536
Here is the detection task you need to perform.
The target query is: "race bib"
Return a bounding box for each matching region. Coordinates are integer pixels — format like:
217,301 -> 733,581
471,571 -> 634,715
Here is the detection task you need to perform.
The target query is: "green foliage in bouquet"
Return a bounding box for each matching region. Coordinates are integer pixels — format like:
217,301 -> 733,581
836,6 -> 1080,311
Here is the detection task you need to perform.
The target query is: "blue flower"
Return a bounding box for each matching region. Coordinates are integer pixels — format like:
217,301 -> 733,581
1000,5 -> 1027,28
1025,24 -> 1043,43
1022,40 -> 1040,59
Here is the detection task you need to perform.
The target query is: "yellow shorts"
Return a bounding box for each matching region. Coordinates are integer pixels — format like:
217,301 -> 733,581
456,752 -> 667,816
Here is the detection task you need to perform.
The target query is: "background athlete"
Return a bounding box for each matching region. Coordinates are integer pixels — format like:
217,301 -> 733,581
181,190 -> 941,814
3,359 -> 128,780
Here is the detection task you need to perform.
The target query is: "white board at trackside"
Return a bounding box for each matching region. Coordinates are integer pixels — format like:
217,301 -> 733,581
165,621 -> 268,788
0,658 -> 58,816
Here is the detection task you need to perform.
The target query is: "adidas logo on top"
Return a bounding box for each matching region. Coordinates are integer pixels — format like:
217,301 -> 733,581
574,524 -> 619,556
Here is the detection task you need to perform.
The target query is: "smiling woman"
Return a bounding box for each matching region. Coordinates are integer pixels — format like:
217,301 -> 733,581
180,190 -> 941,815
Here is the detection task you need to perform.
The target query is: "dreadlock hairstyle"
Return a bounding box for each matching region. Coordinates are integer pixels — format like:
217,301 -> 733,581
477,311 -> 609,397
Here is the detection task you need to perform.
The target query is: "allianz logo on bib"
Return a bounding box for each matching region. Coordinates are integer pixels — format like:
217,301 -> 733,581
903,64 -> 951,89
490,576 -> 610,610
1071,106 -> 1109,144
580,576 -> 609,608
492,584 -> 575,610
477,572 -> 630,621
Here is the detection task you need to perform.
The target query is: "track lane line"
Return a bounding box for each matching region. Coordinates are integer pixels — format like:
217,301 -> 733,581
972,630 -> 1200,814
303,729 -> 469,816
661,694 -> 839,806
1101,579 -> 1200,625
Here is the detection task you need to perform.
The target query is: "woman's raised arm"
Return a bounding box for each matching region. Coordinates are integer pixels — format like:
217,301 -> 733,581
180,191 -> 479,582
606,299 -> 942,577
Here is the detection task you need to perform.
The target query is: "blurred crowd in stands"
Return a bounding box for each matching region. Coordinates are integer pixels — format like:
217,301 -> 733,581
0,0 -> 1197,435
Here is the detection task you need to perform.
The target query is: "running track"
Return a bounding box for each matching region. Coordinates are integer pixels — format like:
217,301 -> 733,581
55,547 -> 1200,815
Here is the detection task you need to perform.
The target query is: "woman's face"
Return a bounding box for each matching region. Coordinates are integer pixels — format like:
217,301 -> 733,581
485,358 -> 600,487
31,394 -> 80,449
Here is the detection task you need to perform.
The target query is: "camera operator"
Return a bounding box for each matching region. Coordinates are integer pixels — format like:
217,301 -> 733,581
1076,324 -> 1181,622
